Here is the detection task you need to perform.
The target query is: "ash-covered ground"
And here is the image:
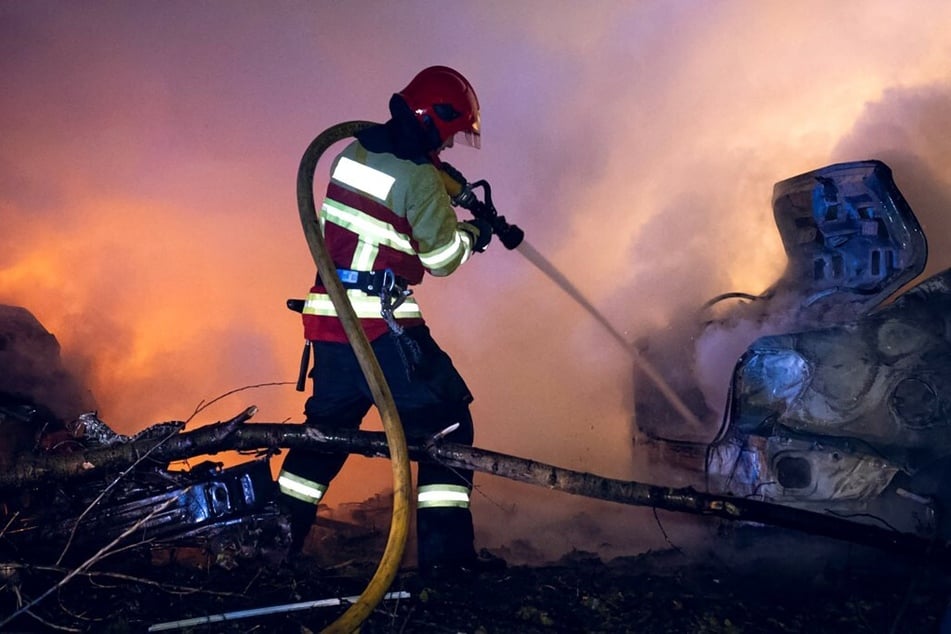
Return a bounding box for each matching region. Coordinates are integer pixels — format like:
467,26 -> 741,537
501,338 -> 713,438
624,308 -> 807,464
4,517 -> 949,633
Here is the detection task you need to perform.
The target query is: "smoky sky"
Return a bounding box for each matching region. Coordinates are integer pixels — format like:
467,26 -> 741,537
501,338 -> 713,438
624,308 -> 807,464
4,1 -> 951,559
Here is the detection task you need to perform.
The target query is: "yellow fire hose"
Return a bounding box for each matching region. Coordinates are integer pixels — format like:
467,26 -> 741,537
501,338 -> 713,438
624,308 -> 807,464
296,121 -> 412,633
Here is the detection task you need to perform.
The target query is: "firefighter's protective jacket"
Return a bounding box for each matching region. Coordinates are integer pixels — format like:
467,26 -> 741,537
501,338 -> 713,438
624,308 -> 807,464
303,121 -> 481,343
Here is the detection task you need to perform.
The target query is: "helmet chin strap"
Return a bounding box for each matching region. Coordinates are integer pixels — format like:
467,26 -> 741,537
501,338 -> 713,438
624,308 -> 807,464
418,113 -> 445,153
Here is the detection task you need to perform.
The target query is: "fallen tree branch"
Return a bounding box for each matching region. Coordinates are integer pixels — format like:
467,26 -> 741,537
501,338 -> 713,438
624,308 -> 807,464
0,408 -> 262,485
423,441 -> 951,562
3,413 -> 950,564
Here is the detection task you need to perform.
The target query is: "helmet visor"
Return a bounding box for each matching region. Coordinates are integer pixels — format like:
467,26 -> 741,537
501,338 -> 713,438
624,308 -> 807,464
460,113 -> 481,149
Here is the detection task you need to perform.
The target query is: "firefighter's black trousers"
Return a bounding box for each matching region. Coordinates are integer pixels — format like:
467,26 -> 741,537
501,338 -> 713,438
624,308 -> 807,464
278,325 -> 477,569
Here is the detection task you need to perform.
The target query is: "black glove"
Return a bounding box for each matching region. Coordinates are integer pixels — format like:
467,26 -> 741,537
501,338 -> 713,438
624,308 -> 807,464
462,218 -> 493,253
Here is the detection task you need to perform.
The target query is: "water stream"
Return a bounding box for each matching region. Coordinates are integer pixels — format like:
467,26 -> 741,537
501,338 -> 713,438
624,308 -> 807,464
515,239 -> 706,432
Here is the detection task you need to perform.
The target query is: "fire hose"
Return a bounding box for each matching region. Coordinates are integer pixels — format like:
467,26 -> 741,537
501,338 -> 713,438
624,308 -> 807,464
296,120 -> 411,634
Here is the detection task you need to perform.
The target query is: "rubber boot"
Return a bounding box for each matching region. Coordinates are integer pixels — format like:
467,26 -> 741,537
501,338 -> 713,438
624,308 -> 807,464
417,507 -> 478,577
280,495 -> 317,555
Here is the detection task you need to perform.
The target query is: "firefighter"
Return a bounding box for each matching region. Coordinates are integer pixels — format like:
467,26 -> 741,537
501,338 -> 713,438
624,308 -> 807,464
278,66 -> 502,577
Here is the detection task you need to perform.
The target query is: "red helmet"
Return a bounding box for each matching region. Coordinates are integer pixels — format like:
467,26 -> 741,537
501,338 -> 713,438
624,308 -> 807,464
398,66 -> 481,149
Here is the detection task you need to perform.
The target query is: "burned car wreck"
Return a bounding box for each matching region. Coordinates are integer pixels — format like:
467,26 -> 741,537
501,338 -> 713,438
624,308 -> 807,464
637,159 -> 951,540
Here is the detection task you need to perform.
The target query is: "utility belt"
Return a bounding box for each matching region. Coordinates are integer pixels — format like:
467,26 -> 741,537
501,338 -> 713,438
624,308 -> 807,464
323,268 -> 411,297
286,268 -> 412,314
287,268 -> 418,391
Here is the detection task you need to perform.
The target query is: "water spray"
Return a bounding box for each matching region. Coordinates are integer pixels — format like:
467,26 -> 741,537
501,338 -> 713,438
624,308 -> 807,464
444,169 -> 706,432
514,240 -> 705,432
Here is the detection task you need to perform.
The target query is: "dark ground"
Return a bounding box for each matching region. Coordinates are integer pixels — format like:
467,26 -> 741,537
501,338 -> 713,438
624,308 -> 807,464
3,522 -> 950,633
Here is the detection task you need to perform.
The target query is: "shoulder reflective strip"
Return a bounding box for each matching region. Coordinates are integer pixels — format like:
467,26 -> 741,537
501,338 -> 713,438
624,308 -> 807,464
322,199 -> 415,254
304,291 -> 422,319
332,156 -> 396,201
278,471 -> 328,505
416,483 -> 471,509
418,230 -> 468,270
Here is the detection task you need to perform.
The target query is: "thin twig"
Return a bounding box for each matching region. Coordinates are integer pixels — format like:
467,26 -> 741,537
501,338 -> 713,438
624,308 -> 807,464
0,493 -> 183,630
56,426 -> 182,566
0,510 -> 19,538
651,506 -> 684,554
54,594 -> 100,626
241,567 -> 264,596
185,382 -> 294,426
22,608 -> 81,632
94,537 -> 158,562
21,564 -> 245,598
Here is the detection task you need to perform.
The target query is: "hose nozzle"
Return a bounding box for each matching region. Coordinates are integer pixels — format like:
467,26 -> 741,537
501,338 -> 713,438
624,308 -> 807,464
448,177 -> 524,250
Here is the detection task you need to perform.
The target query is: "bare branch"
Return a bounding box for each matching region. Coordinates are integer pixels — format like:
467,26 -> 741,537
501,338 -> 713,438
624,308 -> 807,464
56,426 -> 183,565
22,609 -> 80,632
185,383 -> 294,426
0,494 -> 181,630
3,410 -> 949,569
17,564 -> 246,598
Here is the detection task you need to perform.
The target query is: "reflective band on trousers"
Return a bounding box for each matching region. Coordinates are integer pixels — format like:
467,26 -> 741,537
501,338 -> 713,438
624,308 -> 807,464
278,470 -> 328,505
304,290 -> 422,319
417,484 -> 471,509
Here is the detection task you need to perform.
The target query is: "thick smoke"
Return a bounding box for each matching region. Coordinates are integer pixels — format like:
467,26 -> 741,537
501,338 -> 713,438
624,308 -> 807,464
4,1 -> 951,561
834,84 -> 951,277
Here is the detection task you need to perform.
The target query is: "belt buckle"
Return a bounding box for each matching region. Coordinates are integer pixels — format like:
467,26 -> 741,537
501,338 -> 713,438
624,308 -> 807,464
337,268 -> 360,286
381,269 -> 397,294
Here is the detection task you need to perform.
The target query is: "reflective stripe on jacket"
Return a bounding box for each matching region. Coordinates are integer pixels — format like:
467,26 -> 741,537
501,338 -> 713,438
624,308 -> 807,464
303,289 -> 422,319
304,140 -> 477,343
